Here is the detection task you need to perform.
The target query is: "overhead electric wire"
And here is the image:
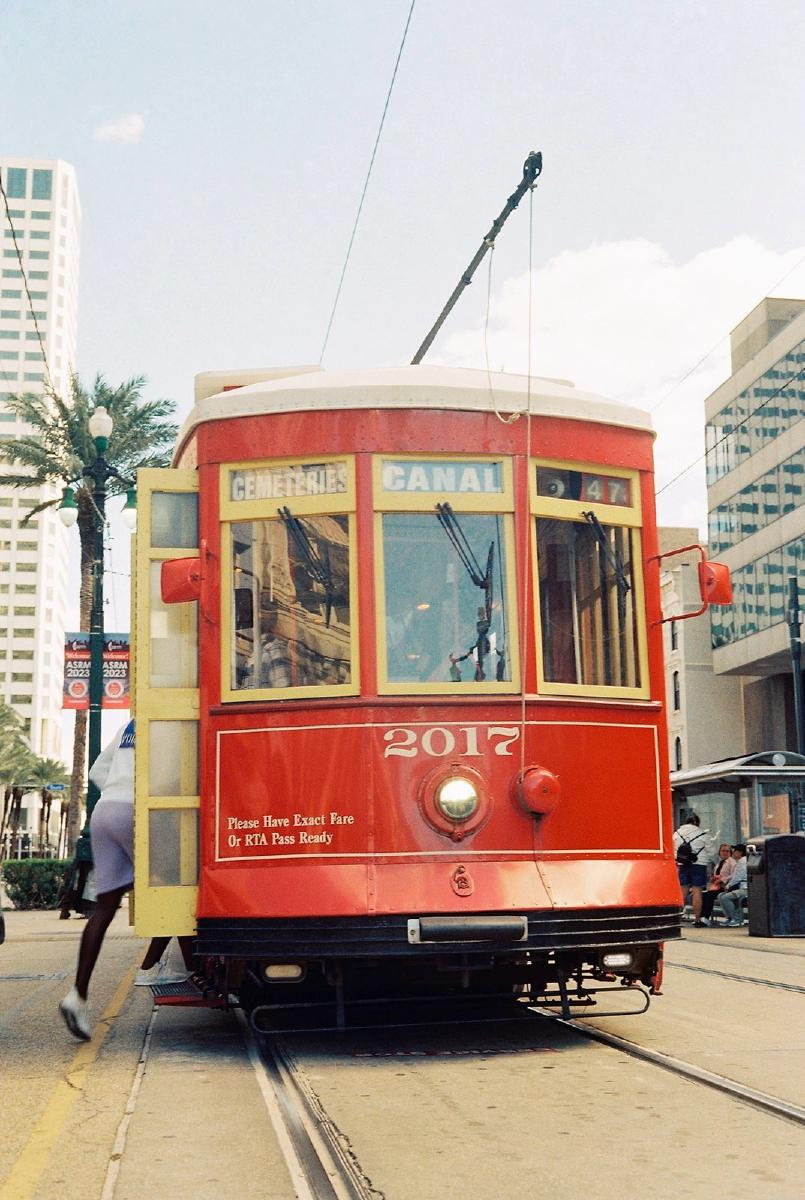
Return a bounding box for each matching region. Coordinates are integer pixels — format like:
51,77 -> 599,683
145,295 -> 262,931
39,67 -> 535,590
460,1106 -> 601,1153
0,172 -> 54,394
318,0 -> 416,365
655,358 -> 805,498
648,247 -> 805,416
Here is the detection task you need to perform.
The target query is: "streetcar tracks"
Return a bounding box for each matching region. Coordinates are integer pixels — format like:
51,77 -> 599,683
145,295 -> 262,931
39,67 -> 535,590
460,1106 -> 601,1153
533,1009 -> 805,1128
239,1010 -> 383,1200
667,961 -> 805,994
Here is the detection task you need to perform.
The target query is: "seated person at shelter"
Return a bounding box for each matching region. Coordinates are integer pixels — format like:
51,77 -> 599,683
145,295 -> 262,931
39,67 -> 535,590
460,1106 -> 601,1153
718,844 -> 748,927
700,842 -> 736,925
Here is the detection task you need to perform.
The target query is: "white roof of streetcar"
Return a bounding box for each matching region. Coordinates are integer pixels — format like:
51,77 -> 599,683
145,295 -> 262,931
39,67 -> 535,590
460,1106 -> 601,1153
177,365 -> 653,459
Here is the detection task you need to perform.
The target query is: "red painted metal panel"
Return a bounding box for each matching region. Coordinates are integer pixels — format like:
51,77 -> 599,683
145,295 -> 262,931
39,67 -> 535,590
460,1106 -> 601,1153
180,401 -> 677,934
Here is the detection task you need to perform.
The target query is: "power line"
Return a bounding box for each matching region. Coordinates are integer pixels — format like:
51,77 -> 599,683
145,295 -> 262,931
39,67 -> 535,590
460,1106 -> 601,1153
0,170 -> 54,394
318,0 -> 416,365
648,247 -> 805,416
656,359 -> 805,498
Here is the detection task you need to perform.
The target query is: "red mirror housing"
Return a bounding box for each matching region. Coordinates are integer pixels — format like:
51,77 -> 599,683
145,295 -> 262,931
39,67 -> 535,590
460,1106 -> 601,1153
161,557 -> 201,604
650,543 -> 733,625
698,560 -> 732,606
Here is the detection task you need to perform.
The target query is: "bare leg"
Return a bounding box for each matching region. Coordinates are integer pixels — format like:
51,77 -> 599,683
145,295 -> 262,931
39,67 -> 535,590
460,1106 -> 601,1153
691,885 -> 703,922
140,937 -> 170,970
74,886 -> 128,999
177,936 -> 197,971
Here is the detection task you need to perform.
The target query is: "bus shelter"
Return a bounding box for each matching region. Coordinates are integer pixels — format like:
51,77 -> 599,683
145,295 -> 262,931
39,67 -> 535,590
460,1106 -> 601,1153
671,752 -> 805,847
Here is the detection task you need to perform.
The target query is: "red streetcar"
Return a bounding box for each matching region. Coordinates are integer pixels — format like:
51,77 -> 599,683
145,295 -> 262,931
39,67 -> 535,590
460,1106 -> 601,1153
131,365 -> 726,1020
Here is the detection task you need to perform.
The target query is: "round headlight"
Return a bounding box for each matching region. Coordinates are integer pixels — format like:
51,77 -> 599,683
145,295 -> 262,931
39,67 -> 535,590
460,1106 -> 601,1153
435,777 -> 479,822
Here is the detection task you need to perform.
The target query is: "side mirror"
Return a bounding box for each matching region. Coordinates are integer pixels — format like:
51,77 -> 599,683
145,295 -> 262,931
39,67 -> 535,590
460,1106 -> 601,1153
651,543 -> 733,625
161,557 -> 201,604
698,560 -> 732,606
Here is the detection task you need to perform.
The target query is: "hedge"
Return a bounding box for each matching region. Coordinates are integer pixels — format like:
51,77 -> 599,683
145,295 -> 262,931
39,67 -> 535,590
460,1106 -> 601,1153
1,859 -> 72,910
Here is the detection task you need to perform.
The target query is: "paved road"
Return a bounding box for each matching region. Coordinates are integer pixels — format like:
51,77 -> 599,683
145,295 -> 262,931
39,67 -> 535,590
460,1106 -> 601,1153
1,910 -> 803,1199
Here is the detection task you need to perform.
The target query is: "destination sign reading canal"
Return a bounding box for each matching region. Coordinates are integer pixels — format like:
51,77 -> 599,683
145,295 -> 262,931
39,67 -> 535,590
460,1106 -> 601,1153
229,461 -> 348,502
381,459 -> 503,494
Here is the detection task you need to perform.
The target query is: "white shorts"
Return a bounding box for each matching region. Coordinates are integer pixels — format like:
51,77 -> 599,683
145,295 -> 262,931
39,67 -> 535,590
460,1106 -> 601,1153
89,801 -> 134,896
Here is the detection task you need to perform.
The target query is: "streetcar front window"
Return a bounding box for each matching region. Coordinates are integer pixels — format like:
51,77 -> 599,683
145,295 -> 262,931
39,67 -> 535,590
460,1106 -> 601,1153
536,517 -> 641,689
230,515 -> 351,692
381,511 -> 513,686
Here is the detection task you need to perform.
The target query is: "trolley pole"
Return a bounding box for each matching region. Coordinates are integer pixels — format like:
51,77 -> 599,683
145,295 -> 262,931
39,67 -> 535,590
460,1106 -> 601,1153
787,576 -> 805,756
411,151 -> 543,365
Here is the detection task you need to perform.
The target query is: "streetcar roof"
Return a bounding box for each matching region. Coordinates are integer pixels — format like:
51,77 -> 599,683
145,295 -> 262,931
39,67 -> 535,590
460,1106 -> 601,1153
178,365 -> 653,458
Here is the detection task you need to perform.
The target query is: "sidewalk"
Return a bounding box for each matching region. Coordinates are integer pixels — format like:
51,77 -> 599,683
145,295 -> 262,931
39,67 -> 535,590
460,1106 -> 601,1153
0,909 -> 296,1200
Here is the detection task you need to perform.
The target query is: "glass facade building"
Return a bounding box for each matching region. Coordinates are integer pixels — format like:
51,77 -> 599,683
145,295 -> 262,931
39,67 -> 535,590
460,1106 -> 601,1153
0,158 -> 80,759
706,300 -> 805,658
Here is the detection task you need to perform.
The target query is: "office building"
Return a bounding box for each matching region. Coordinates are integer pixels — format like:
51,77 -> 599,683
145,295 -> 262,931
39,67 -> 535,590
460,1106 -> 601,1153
0,157 -> 80,759
705,297 -> 805,750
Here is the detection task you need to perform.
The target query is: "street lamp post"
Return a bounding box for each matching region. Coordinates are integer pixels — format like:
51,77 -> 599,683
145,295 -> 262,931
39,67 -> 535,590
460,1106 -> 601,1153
59,406 -> 136,874
788,576 -> 805,757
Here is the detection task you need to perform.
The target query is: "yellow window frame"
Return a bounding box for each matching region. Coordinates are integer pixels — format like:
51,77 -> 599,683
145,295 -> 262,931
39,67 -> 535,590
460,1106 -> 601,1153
133,467 -> 200,938
219,454 -> 359,702
373,453 -> 520,695
530,457 -> 649,700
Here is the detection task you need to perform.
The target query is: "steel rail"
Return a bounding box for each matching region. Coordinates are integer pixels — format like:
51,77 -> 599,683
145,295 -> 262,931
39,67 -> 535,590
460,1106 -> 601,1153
239,1011 -> 380,1200
532,1009 -> 805,1128
667,961 -> 805,995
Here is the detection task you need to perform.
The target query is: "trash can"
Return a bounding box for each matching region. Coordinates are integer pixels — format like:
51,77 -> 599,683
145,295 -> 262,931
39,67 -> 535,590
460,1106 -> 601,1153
746,834 -> 805,937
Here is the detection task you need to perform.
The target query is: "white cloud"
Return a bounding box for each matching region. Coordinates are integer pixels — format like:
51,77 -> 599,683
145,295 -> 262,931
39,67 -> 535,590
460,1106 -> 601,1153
92,113 -> 145,144
436,237 -> 805,536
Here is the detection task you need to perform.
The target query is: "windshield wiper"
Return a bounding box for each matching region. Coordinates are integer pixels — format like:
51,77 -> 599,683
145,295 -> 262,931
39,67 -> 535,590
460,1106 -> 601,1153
581,510 -> 631,596
436,502 -> 493,618
436,502 -> 503,680
278,506 -> 335,625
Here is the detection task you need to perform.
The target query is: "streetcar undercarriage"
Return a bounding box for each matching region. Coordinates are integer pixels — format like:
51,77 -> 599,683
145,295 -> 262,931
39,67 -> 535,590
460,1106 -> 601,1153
193,906 -> 679,1026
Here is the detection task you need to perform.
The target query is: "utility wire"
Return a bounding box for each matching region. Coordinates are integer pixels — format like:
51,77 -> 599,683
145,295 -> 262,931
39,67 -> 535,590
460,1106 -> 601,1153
0,171 -> 54,394
318,0 -> 415,365
656,359 -> 805,498
648,247 -> 805,416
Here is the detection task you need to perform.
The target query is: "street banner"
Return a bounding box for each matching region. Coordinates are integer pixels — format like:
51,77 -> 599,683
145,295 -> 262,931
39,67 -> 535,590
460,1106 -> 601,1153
63,632 -> 130,710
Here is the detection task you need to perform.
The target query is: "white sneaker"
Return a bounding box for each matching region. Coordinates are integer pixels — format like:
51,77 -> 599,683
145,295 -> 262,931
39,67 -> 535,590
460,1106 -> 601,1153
157,970 -> 192,985
134,963 -> 162,987
59,986 -> 91,1040
135,964 -> 191,987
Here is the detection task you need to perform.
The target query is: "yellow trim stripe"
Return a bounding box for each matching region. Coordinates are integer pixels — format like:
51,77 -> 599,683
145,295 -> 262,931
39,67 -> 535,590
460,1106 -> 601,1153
0,964 -> 138,1200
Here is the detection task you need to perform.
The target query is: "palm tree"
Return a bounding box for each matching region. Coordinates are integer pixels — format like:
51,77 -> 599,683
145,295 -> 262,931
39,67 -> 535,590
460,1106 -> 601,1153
26,757 -> 70,854
0,753 -> 37,858
0,700 -> 36,859
2,374 -> 177,852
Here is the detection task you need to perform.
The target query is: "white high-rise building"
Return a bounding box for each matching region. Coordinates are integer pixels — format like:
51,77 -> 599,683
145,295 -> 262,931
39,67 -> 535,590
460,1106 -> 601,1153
0,157 -> 80,760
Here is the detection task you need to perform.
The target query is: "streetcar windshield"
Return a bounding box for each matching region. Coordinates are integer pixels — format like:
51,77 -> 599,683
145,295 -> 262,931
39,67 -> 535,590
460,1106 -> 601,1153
230,515 -> 351,691
536,517 -> 641,688
381,512 -> 513,685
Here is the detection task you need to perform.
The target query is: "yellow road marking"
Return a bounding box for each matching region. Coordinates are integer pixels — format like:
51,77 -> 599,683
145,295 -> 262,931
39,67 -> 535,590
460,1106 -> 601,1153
0,963 -> 138,1200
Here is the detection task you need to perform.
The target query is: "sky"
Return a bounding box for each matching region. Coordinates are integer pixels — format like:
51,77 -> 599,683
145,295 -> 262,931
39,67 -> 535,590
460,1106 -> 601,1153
4,0 -> 805,650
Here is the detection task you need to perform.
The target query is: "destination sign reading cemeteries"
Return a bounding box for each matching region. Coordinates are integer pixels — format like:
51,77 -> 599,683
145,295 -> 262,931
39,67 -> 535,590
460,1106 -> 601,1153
230,461 -> 348,502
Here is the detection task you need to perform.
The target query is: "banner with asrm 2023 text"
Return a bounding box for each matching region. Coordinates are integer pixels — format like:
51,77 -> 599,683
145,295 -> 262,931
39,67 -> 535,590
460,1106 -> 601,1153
63,632 -> 130,710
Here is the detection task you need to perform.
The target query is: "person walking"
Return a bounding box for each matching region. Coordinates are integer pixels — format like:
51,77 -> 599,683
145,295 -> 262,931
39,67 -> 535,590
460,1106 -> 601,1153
673,812 -> 710,926
58,719 -> 192,1039
59,719 -> 136,1039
